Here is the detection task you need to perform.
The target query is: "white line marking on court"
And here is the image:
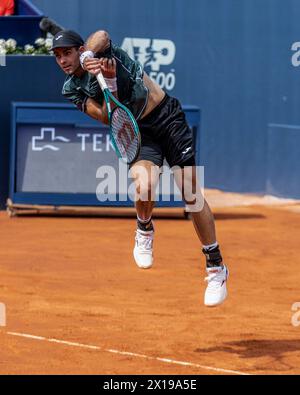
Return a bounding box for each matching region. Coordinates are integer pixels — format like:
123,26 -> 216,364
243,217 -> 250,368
48,338 -> 100,350
7,332 -> 46,341
6,331 -> 251,375
268,123 -> 300,130
7,332 -> 101,350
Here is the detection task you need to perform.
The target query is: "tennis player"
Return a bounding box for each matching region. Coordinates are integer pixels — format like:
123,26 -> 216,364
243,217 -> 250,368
52,29 -> 229,307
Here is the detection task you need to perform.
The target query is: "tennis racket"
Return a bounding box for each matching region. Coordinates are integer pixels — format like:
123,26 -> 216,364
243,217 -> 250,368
96,71 -> 141,165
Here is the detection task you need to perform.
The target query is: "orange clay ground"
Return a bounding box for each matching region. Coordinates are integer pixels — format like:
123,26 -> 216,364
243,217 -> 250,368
1,200 -> 300,375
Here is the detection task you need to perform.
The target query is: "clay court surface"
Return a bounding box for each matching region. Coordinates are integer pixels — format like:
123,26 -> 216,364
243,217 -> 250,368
1,197 -> 300,375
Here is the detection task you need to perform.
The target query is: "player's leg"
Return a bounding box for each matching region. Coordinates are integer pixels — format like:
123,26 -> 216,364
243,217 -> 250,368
172,165 -> 229,307
130,159 -> 160,229
161,95 -> 228,306
129,134 -> 163,269
130,160 -> 160,269
172,165 -> 216,244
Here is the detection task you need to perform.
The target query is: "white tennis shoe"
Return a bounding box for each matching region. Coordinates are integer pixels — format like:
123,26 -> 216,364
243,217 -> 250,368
133,229 -> 154,269
204,265 -> 229,307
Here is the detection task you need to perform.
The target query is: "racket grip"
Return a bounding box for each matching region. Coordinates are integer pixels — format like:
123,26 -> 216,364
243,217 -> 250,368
97,72 -> 108,91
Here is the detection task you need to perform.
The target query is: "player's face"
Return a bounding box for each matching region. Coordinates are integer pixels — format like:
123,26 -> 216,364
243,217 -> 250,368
53,47 -> 82,75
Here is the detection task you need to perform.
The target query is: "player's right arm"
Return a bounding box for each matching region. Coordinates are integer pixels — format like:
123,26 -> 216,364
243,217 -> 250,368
84,57 -> 118,124
85,97 -> 109,125
63,87 -> 109,125
84,30 -> 111,55
64,56 -> 117,124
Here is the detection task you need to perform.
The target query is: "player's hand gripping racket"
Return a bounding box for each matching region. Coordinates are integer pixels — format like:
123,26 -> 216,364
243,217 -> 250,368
96,71 -> 141,165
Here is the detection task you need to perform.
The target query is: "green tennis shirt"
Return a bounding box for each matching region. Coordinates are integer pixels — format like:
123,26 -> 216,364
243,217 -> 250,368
62,43 -> 149,120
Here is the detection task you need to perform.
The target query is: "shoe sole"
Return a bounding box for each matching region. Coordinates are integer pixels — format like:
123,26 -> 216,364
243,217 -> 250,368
204,288 -> 227,307
133,248 -> 153,269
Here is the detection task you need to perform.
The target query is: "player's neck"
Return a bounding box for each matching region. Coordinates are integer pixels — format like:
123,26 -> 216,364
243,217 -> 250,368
73,66 -> 85,78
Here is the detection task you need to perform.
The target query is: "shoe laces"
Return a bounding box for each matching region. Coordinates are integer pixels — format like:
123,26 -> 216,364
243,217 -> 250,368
135,230 -> 153,252
205,267 -> 225,288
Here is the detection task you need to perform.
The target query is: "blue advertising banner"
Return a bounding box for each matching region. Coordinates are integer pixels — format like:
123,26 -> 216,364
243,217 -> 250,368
10,103 -> 200,207
31,0 -> 300,198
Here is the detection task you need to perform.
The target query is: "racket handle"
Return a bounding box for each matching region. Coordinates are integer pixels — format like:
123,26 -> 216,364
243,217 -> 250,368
96,71 -> 108,91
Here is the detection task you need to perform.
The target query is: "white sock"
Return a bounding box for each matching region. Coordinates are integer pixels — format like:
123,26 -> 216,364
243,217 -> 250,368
203,241 -> 219,251
137,216 -> 152,224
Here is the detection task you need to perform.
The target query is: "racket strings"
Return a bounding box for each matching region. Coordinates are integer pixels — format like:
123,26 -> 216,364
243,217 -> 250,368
111,107 -> 139,163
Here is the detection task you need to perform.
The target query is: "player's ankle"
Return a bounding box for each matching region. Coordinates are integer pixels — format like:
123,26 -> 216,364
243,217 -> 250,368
202,242 -> 223,268
137,216 -> 154,232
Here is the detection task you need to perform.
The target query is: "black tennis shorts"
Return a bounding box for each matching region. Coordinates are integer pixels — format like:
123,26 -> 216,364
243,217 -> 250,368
135,94 -> 196,168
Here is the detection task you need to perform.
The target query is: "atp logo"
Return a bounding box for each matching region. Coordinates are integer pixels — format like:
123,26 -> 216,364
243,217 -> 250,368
121,38 -> 176,91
